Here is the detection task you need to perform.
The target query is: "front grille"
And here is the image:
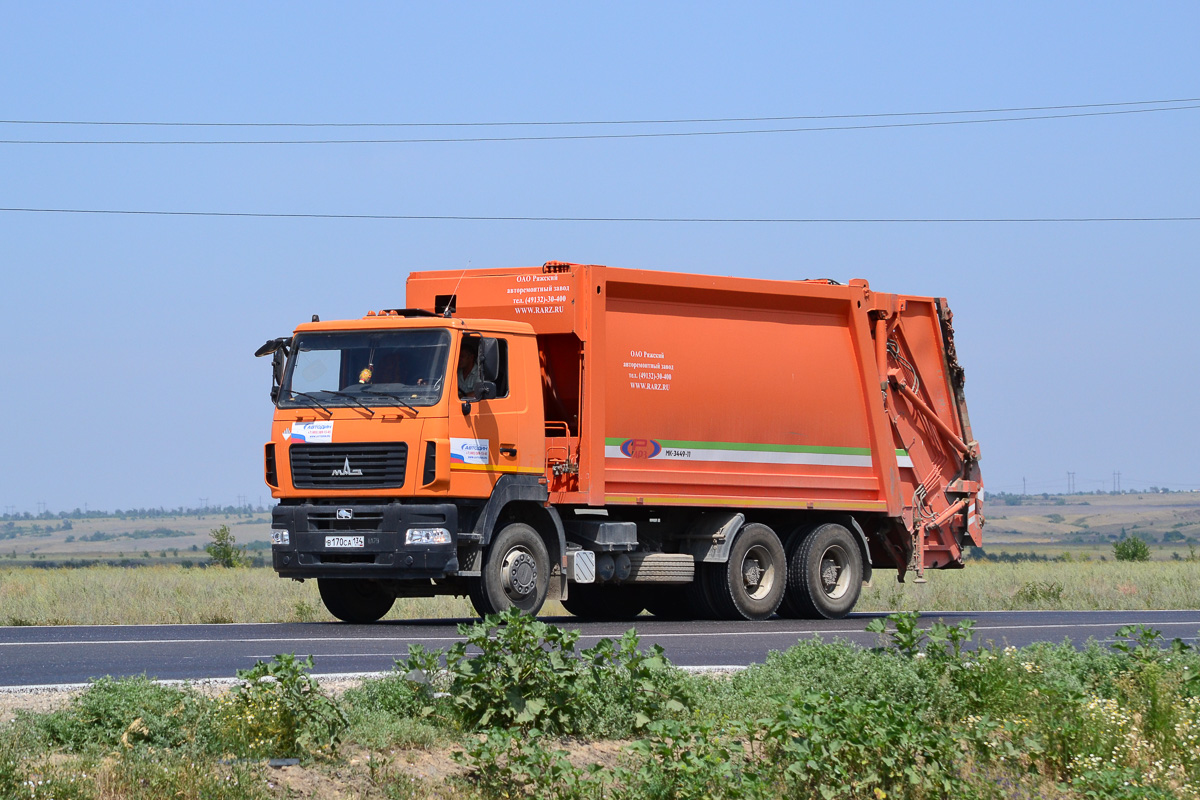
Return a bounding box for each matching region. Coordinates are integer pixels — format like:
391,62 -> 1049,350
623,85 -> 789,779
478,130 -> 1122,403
290,443 -> 408,489
305,509 -> 385,532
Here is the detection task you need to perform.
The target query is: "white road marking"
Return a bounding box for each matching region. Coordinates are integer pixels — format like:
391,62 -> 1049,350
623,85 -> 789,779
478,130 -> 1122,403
3,618 -> 1200,648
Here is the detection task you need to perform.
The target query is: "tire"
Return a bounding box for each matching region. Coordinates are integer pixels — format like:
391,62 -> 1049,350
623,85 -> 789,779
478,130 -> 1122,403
562,584 -> 646,621
705,523 -> 787,621
468,523 -> 550,616
776,524 -> 817,619
786,523 -> 863,619
317,578 -> 395,623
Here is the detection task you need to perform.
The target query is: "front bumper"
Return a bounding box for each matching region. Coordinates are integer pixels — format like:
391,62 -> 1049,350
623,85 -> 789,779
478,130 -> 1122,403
270,501 -> 459,579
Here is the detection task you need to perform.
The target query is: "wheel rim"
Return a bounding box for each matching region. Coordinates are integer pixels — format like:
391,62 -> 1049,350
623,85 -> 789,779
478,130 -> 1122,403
818,544 -> 851,600
740,544 -> 776,601
501,546 -> 538,602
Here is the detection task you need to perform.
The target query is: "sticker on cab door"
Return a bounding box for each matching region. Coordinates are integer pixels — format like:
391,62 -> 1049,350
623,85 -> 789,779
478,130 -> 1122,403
450,438 -> 489,464
286,421 -> 334,443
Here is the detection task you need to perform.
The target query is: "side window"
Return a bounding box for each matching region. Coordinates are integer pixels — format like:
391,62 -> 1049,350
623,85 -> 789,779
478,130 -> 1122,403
458,336 -> 509,399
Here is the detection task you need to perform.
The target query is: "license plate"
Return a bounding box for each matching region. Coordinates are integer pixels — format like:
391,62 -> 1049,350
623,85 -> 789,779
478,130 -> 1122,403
325,535 -> 364,548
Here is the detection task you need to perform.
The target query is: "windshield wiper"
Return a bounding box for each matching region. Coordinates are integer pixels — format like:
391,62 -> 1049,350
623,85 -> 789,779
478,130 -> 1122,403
362,387 -> 416,412
288,391 -> 332,416
318,390 -> 377,417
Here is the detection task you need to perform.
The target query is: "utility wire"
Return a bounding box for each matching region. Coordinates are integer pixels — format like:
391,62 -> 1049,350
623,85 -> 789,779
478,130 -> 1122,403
2,104 -> 1197,145
2,97 -> 1197,128
1,207 -> 1196,223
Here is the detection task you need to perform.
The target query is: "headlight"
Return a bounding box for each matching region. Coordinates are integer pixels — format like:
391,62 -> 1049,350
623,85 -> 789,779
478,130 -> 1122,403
406,527 -> 451,545
270,529 -> 290,546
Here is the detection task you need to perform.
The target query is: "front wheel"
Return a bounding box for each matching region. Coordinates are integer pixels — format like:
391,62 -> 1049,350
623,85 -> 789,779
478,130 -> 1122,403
468,523 -> 550,616
786,523 -> 863,619
317,578 -> 395,623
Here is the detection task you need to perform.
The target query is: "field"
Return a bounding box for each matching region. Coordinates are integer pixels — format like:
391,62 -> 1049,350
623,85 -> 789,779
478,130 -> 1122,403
0,510 -> 272,567
2,493 -> 1200,625
983,491 -> 1200,552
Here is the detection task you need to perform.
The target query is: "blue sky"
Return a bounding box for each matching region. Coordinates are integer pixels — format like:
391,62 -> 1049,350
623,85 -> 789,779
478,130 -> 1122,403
2,3 -> 1197,511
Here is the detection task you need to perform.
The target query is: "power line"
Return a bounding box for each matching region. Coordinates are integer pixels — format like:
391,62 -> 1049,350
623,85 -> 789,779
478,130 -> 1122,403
3,97 -> 1197,129
0,207 -> 1197,224
2,104 -> 1197,145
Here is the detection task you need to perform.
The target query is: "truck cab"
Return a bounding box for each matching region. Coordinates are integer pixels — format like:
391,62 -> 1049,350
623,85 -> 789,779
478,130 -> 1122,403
259,311 -> 555,622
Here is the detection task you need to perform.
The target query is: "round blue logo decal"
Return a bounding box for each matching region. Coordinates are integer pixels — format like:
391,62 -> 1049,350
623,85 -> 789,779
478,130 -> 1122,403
619,438 -> 662,459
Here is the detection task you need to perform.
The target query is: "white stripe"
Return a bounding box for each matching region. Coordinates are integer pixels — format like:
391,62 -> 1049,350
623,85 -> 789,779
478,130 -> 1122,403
604,445 -> 872,468
897,455 -> 914,468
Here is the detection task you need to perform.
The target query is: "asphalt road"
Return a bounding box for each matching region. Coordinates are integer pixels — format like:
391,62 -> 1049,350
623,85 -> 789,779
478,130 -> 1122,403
3,610 -> 1200,688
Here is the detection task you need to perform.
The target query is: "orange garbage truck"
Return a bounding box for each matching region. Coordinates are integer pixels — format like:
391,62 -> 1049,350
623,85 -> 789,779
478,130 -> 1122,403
256,262 -> 982,622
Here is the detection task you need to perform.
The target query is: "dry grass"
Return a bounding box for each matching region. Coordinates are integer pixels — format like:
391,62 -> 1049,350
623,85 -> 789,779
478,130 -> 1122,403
0,559 -> 1196,626
858,558 -> 1200,612
0,565 -> 566,625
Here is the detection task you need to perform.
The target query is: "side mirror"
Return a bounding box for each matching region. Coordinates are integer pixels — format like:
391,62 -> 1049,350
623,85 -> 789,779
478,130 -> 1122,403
254,337 -> 290,358
478,338 -> 501,383
255,337 -> 291,403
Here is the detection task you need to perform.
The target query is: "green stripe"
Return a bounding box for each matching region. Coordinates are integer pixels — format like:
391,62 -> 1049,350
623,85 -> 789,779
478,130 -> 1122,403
604,437 -> 871,456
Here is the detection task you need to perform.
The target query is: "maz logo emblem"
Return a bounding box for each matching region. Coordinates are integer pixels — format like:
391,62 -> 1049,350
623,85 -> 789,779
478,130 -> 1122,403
331,458 -> 364,477
336,508 -> 353,520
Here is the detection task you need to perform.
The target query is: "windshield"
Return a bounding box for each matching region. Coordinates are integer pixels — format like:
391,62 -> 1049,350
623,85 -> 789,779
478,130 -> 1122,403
279,329 -> 450,409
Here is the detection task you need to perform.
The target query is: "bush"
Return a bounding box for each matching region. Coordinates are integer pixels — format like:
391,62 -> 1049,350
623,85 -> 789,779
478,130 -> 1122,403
692,638 -> 929,727
623,719 -> 757,800
205,525 -> 248,568
35,676 -> 204,751
1114,536 -> 1151,562
212,653 -> 347,757
393,608 -> 690,738
758,692 -> 960,798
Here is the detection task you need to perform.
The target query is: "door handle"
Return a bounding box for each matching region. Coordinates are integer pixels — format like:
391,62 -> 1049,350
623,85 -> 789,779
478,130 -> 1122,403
499,446 -> 517,457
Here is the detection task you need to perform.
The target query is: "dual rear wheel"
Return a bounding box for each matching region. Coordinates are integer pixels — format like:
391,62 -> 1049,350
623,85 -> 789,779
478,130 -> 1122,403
777,523 -> 864,620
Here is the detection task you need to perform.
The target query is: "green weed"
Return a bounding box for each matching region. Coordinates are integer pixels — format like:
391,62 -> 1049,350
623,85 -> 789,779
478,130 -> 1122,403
394,608 -> 690,737
34,675 -> 203,751
212,653 -> 347,757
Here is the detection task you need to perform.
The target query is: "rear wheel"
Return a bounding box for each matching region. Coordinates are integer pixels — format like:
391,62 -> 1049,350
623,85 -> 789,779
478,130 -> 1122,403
705,523 -> 786,620
468,523 -> 550,616
317,578 -> 395,623
562,584 -> 646,621
786,523 -> 863,619
776,524 -> 817,619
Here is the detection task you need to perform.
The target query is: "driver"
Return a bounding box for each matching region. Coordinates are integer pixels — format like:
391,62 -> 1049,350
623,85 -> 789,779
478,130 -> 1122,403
458,339 -> 480,398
